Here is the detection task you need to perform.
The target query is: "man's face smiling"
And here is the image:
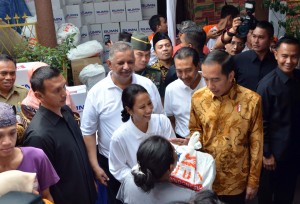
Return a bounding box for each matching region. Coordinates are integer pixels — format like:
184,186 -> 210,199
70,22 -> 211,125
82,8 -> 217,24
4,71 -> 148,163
108,50 -> 135,82
0,60 -> 16,95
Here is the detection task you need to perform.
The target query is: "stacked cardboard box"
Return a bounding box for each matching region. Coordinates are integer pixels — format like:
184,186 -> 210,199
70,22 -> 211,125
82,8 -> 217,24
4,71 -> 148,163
25,0 -> 157,44
185,0 -> 245,27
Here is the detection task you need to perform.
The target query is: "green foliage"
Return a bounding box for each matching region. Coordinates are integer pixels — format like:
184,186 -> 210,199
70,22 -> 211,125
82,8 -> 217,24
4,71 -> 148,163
14,34 -> 76,77
264,0 -> 300,39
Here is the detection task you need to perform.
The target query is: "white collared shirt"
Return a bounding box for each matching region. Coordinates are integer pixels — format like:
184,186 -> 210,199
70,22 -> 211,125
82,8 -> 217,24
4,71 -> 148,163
164,72 -> 206,137
81,72 -> 164,157
109,114 -> 175,182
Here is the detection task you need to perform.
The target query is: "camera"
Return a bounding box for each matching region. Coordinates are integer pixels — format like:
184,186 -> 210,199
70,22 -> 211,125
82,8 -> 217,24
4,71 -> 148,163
237,1 -> 258,38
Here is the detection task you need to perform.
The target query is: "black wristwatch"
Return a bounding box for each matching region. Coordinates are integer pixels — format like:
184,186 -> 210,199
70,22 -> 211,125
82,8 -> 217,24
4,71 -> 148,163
226,28 -> 236,37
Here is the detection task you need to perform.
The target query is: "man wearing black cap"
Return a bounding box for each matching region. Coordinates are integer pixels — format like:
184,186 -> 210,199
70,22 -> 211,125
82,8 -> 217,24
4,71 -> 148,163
150,32 -> 174,99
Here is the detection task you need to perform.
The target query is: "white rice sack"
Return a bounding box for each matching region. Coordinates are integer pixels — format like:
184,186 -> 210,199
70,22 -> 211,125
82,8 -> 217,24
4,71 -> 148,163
67,40 -> 103,60
0,170 -> 36,196
57,23 -> 80,46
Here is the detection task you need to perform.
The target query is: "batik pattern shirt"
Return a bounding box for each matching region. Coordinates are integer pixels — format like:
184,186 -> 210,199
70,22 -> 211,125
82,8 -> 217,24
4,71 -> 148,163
150,60 -> 174,97
189,84 -> 263,195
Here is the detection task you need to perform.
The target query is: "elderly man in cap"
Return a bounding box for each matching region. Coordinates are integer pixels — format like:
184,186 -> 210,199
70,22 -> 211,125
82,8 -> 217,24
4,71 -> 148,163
131,32 -> 162,93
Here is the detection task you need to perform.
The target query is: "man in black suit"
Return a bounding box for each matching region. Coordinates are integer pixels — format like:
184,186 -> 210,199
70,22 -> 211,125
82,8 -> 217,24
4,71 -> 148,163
257,36 -> 300,204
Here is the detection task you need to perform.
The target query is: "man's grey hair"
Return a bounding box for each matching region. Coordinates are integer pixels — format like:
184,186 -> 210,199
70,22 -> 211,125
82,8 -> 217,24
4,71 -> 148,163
108,41 -> 133,61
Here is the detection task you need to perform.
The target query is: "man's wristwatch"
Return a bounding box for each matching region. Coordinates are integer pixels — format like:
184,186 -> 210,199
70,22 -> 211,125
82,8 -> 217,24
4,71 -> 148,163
226,28 -> 236,37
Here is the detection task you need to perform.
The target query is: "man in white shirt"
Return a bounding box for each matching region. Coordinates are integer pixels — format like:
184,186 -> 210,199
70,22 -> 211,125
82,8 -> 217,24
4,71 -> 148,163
164,47 -> 206,138
80,42 -> 163,204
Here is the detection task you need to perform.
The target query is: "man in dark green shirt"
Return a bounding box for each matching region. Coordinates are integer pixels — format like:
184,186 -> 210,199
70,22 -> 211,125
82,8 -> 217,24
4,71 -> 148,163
131,32 -> 162,94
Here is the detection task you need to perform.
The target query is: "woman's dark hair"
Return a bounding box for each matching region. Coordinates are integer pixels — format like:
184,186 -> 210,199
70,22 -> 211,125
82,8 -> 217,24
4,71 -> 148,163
121,84 -> 148,122
132,136 -> 175,193
191,190 -> 221,204
169,190 -> 221,204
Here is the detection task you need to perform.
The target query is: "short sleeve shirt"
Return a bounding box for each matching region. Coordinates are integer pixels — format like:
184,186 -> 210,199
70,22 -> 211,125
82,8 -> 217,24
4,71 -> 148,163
81,72 -> 164,158
17,147 -> 59,193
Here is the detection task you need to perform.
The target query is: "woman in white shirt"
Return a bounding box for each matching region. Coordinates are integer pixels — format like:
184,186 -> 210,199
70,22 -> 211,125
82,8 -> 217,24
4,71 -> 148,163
109,84 -> 175,182
116,136 -> 197,204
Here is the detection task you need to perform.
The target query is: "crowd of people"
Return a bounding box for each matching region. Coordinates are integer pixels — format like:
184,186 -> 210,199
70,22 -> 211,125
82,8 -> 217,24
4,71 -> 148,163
0,3 -> 300,204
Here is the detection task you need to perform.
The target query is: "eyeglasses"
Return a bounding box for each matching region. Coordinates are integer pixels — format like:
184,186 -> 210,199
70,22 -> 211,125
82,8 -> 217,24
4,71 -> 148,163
230,41 -> 245,48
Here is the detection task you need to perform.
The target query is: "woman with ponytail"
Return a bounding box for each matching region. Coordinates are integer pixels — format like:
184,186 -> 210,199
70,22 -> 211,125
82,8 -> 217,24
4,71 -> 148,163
117,136 -> 197,204
109,84 -> 175,183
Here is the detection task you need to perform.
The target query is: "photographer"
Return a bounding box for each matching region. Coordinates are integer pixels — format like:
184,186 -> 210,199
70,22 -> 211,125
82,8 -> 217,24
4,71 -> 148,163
203,4 -> 239,50
211,17 -> 242,51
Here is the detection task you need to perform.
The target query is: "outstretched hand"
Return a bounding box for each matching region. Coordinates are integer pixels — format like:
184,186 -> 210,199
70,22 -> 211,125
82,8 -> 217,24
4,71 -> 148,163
169,137 -> 189,146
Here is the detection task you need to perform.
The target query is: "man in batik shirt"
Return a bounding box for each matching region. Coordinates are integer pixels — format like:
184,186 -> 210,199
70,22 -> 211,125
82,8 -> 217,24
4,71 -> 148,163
189,50 -> 263,204
150,32 -> 174,99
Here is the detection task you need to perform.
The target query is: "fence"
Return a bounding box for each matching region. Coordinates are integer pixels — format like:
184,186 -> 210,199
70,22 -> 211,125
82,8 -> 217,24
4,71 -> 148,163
0,13 -> 37,56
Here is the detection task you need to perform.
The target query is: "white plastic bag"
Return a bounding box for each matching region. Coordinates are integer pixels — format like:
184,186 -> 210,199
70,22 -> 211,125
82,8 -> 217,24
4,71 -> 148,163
170,132 -> 216,191
79,63 -> 105,90
0,170 -> 36,196
57,23 -> 80,46
67,40 -> 103,60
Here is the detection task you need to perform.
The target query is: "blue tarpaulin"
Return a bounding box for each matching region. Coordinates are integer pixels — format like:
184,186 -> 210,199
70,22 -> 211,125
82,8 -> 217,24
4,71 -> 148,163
0,0 -> 31,32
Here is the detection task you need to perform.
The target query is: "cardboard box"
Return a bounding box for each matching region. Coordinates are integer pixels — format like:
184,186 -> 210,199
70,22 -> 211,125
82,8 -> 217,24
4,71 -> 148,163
82,2 -> 96,24
53,9 -> 65,28
89,24 -> 103,42
64,4 -> 83,28
71,56 -> 102,85
139,20 -> 152,36
125,0 -> 142,22
66,85 -> 87,117
110,1 -> 126,22
65,0 -> 82,5
120,21 -> 138,34
25,0 -> 36,16
94,2 -> 111,23
15,62 -> 33,89
80,25 -> 90,43
102,22 -> 120,42
52,0 -> 65,9
141,0 -> 157,20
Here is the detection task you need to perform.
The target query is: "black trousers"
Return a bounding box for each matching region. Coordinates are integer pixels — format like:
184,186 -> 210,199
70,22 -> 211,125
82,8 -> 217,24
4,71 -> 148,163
218,191 -> 246,204
98,153 -> 122,204
258,160 -> 299,204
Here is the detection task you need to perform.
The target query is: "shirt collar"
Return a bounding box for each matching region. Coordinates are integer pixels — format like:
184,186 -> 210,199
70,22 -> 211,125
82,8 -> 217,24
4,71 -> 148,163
250,50 -> 274,62
152,60 -> 174,70
39,105 -> 62,125
181,71 -> 203,91
211,82 -> 238,101
0,85 -> 18,99
106,71 -> 136,89
276,67 -> 293,84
